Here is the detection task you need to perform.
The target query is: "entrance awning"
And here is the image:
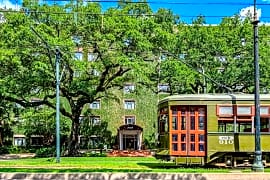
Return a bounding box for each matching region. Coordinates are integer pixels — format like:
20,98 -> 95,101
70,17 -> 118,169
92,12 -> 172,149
118,124 -> 143,131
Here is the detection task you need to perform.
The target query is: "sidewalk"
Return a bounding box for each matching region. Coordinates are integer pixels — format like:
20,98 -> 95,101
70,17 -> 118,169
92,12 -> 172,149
0,172 -> 270,180
0,153 -> 35,160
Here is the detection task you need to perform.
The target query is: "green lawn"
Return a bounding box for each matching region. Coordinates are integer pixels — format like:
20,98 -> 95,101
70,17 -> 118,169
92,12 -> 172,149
0,156 -> 268,173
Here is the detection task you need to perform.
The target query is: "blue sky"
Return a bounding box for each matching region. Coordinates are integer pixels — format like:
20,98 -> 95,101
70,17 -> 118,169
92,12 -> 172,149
1,0 -> 270,24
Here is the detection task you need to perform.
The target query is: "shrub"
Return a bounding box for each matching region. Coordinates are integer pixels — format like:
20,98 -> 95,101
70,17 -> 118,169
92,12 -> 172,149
7,146 -> 30,154
0,146 -> 9,154
35,147 -> 56,158
83,151 -> 107,157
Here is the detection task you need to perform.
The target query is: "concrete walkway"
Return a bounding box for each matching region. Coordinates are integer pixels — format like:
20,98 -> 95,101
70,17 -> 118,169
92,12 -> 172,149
0,173 -> 270,180
0,153 -> 35,160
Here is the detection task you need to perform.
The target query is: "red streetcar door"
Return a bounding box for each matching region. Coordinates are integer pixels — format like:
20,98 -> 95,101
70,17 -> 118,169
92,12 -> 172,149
170,106 -> 206,156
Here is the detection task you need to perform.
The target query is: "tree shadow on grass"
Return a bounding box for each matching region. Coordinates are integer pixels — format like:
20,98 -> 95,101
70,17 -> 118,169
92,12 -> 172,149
0,172 -> 208,180
137,162 -> 178,169
0,168 -> 152,173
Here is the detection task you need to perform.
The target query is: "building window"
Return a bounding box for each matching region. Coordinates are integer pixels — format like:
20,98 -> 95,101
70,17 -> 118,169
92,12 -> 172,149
125,116 -> 135,125
79,116 -> 85,123
31,136 -> 43,146
124,84 -> 135,94
90,116 -> 101,126
75,52 -> 83,61
179,53 -> 186,59
14,117 -> 24,123
158,84 -> 170,93
73,70 -> 81,78
14,137 -> 26,146
91,69 -> 100,76
0,13 -> 5,23
159,54 -> 167,61
124,100 -> 135,109
30,98 -> 43,109
216,56 -> 226,63
90,100 -> 100,109
88,53 -> 97,61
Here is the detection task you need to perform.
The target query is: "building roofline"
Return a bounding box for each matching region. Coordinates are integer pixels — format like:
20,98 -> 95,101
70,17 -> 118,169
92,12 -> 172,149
158,93 -> 270,104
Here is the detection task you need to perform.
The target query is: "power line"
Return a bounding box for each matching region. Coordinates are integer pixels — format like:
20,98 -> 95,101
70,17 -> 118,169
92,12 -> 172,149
37,0 -> 270,6
1,9 -> 270,20
2,46 -> 270,60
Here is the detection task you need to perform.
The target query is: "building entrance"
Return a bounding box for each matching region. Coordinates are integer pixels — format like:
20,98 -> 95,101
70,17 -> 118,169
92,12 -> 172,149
118,124 -> 143,150
123,134 -> 138,150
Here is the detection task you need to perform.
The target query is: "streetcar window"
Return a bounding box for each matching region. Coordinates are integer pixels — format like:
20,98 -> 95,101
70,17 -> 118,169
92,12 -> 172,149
218,106 -> 233,116
172,134 -> 178,141
190,144 -> 195,151
181,107 -> 186,115
172,116 -> 178,130
181,143 -> 186,151
260,118 -> 269,132
199,143 -> 205,151
218,123 -> 225,132
198,108 -> 205,115
159,114 -> 168,133
218,122 -> 234,132
225,123 -> 234,132
199,134 -> 204,142
181,134 -> 186,142
239,122 -> 252,132
199,116 -> 205,130
190,116 -> 195,130
260,107 -> 269,116
159,119 -> 165,133
190,134 -> 195,142
190,107 -> 195,115
172,107 -> 177,115
237,106 -> 252,115
172,143 -> 178,151
181,117 -> 186,130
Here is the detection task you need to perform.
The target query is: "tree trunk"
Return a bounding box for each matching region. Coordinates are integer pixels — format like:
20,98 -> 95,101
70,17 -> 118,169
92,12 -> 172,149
67,120 -> 80,156
0,131 -> 3,146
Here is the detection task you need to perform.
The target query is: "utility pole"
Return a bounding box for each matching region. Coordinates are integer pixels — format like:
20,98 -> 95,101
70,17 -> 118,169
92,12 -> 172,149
30,26 -> 62,163
55,47 -> 61,163
202,66 -> 206,94
252,0 -> 264,172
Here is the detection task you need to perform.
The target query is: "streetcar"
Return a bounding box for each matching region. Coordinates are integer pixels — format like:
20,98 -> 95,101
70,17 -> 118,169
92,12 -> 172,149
155,94 -> 270,167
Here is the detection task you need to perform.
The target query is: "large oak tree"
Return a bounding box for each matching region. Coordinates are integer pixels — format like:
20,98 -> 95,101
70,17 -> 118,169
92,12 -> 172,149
0,1 -> 165,155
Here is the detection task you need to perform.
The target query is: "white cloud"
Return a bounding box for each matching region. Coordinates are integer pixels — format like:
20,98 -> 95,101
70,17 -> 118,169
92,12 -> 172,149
239,6 -> 261,20
0,0 -> 20,10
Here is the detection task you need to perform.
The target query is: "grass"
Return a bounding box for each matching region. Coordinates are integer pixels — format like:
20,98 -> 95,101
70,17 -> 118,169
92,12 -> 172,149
0,156 -> 269,173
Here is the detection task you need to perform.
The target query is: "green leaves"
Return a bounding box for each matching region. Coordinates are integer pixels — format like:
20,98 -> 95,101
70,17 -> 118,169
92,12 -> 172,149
1,1 -> 270,154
